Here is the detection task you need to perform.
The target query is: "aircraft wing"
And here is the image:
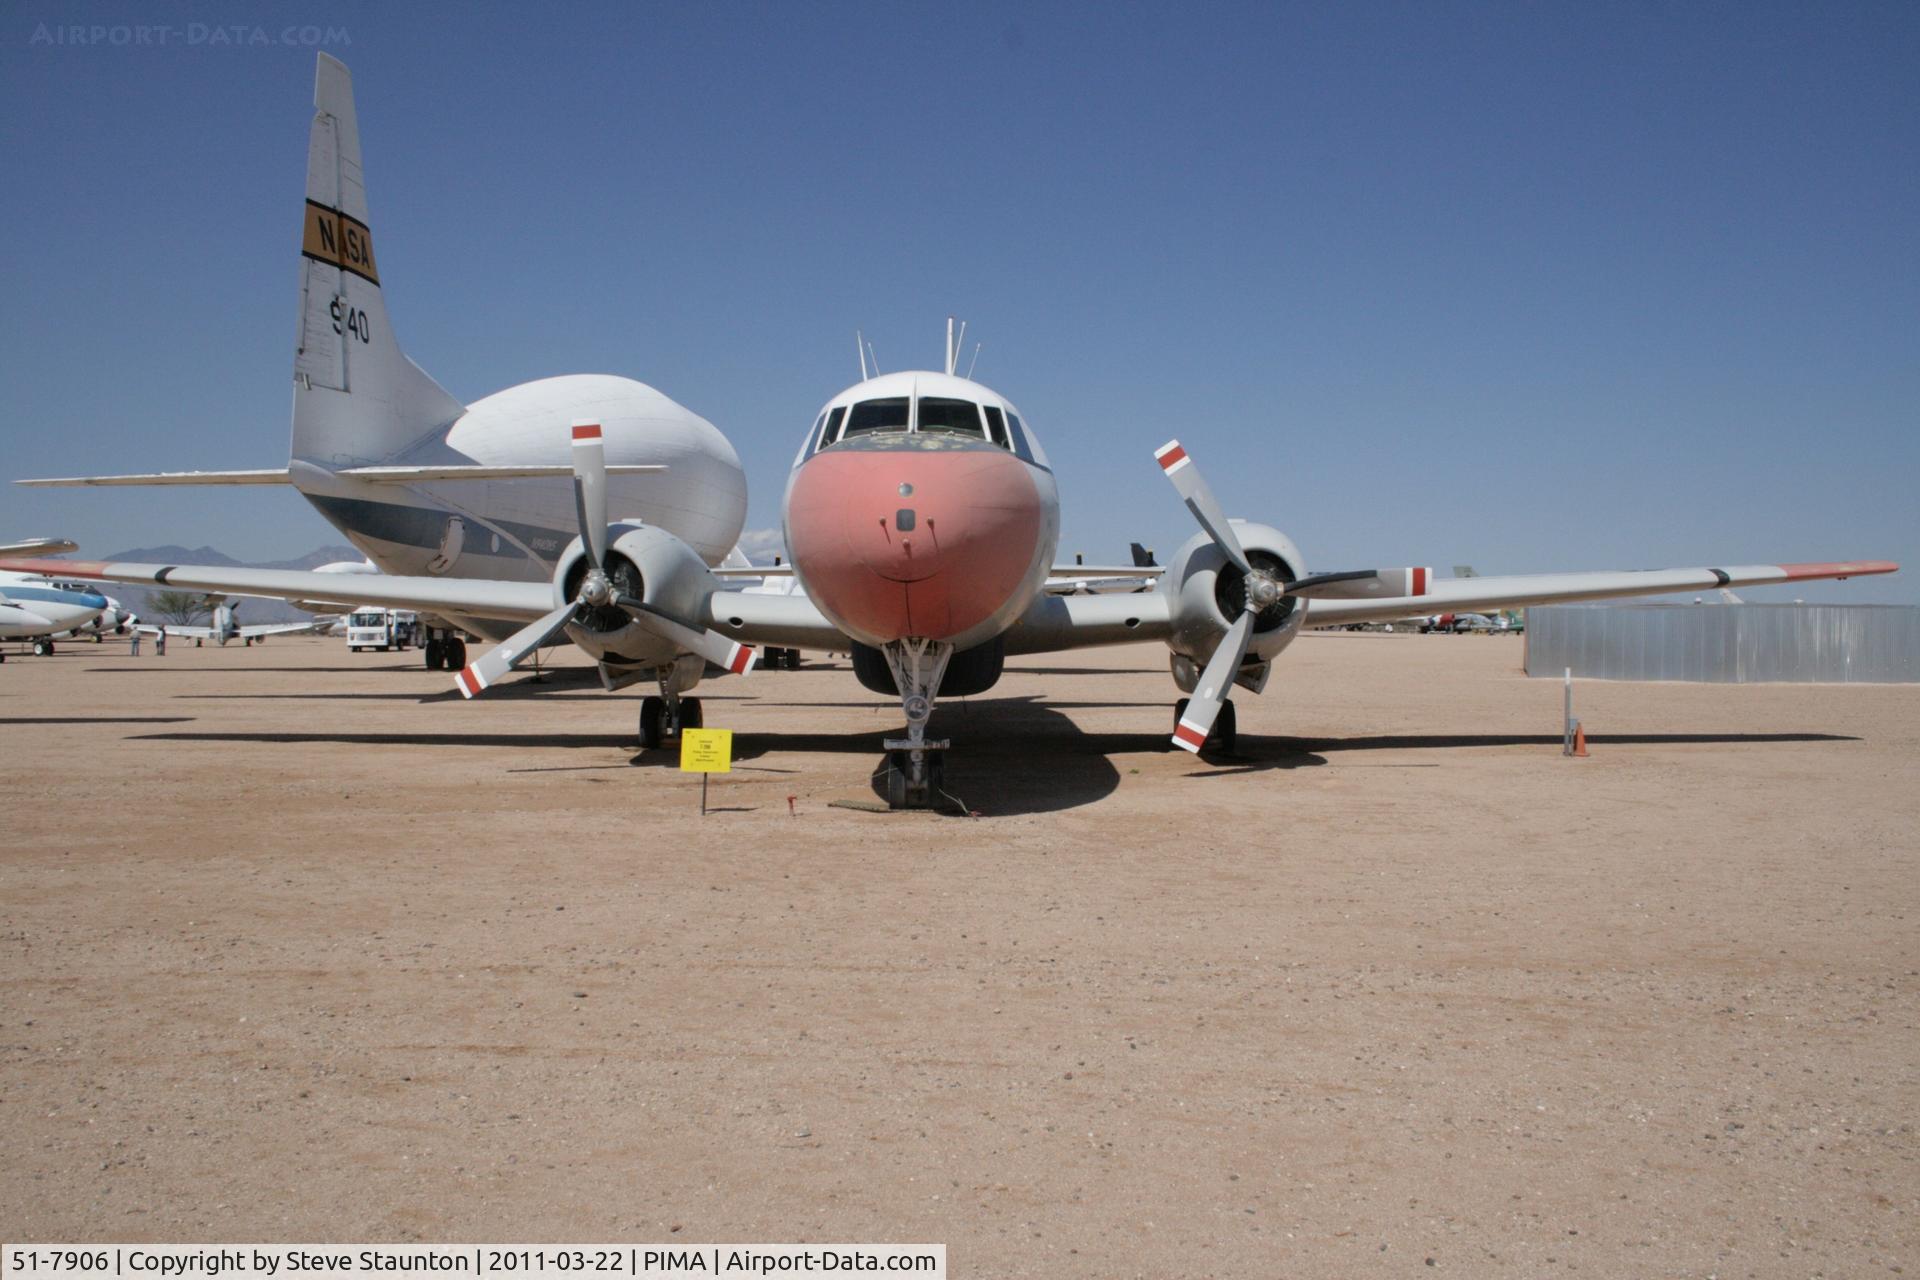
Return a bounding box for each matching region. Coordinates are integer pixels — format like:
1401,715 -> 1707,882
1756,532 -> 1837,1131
0,558 -> 555,622
706,590 -> 850,651
16,465 -> 663,487
1303,560 -> 1898,627
238,622 -> 323,639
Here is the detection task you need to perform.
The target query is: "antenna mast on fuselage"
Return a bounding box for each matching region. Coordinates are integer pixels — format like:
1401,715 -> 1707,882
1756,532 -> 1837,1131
943,317 -> 969,376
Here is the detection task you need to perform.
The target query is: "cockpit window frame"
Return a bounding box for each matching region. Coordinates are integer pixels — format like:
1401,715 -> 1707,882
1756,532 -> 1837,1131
981,405 -> 1011,450
915,396 -> 988,439
840,396 -> 911,440
1004,411 -> 1036,464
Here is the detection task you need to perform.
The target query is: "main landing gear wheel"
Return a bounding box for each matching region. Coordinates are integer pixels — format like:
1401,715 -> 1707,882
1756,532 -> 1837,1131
424,638 -> 444,670
445,638 -> 467,671
640,695 -> 704,749
1213,698 -> 1238,754
33,638 -> 53,656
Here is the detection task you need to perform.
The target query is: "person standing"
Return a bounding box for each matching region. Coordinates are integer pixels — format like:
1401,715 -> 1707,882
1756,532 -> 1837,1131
155,627 -> 167,657
130,629 -> 141,657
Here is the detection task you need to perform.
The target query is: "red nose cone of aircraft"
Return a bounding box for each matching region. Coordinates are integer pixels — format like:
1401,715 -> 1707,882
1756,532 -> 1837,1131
786,440 -> 1043,645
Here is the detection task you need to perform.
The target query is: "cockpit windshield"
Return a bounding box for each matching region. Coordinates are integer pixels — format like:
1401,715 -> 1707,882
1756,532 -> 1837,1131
842,397 -> 909,437
916,397 -> 985,437
810,389 -> 1035,459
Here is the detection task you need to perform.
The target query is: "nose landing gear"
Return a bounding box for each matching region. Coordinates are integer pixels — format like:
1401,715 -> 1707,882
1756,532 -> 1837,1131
881,637 -> 954,809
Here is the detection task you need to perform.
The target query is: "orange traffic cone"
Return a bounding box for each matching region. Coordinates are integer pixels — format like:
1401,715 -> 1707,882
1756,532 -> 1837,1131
1571,722 -> 1589,757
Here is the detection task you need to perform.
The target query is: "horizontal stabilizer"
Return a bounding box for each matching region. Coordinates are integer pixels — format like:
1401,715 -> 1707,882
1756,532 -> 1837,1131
17,469 -> 291,488
712,564 -> 794,578
0,537 -> 78,556
1049,564 -> 1166,578
338,463 -> 667,483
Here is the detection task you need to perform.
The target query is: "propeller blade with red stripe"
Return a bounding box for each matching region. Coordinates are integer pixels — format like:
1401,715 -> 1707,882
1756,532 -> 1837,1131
572,420 -> 609,571
1172,606 -> 1256,753
614,595 -> 756,676
1154,439 -> 1252,575
454,601 -> 576,699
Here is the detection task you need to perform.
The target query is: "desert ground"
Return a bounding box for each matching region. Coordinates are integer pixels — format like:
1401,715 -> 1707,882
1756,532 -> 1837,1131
1,630 -> 1914,1277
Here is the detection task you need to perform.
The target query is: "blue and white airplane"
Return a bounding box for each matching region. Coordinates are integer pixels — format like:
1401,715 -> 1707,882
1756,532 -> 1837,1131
0,557 -> 109,657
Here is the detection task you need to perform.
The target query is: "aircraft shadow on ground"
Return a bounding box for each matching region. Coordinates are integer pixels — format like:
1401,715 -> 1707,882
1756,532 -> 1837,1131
1,715 -> 195,725
126,711 -> 1858,816
1289,731 -> 1858,751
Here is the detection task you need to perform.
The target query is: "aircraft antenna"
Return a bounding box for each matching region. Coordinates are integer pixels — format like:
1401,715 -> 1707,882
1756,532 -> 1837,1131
857,330 -> 869,381
954,320 -> 967,374
945,316 -> 957,375
965,342 -> 982,379
867,339 -> 880,375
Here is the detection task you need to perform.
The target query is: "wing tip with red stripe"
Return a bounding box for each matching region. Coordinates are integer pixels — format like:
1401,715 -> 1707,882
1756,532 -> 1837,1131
728,643 -> 756,676
455,666 -> 486,698
1778,560 -> 1899,581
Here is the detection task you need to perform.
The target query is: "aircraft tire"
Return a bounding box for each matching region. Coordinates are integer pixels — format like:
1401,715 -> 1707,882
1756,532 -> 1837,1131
33,638 -> 53,657
445,639 -> 467,670
1213,700 -> 1237,754
885,752 -> 908,809
639,696 -> 665,749
424,639 -> 444,670
681,698 -> 704,731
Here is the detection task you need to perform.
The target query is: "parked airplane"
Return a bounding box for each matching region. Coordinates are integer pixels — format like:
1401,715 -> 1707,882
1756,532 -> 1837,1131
18,54 -> 747,675
8,56 -> 1899,806
0,570 -> 109,658
139,600 -> 316,647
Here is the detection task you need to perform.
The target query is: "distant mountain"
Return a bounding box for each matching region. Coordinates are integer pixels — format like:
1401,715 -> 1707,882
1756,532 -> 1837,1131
95,545 -> 366,623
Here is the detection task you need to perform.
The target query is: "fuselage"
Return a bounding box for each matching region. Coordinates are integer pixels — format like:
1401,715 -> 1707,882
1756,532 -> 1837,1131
291,374 -> 748,641
783,371 -> 1059,651
0,572 -> 108,639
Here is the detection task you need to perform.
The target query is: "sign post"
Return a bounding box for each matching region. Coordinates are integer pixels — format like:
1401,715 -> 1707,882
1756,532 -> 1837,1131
680,728 -> 733,815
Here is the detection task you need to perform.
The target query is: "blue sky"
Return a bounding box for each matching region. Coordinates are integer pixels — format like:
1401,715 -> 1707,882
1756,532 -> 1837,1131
4,1 -> 1915,601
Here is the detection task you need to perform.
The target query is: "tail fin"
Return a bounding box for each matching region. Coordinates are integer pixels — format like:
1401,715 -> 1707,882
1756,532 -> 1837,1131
292,54 -> 462,467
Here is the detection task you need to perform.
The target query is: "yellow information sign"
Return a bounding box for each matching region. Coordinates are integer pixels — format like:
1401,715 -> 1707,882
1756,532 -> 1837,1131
679,728 -> 733,773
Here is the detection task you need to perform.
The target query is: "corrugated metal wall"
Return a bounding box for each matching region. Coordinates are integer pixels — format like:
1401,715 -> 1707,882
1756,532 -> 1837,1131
1524,605 -> 1920,683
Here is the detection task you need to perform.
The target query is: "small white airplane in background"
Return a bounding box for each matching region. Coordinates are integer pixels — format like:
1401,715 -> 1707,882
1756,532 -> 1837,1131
139,599 -> 316,647
9,55 -> 1900,807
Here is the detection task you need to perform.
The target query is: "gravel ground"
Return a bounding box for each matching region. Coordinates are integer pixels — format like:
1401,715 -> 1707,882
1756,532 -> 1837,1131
2,631 -> 1914,1277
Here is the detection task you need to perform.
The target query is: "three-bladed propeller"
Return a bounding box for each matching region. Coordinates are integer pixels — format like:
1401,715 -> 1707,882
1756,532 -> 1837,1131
455,421 -> 755,698
1155,439 -> 1431,752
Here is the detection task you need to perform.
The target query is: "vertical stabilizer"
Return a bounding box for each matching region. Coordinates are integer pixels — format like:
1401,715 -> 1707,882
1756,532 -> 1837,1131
292,53 -> 463,467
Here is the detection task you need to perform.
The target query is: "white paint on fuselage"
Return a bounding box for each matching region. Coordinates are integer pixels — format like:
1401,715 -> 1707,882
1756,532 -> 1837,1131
289,374 -> 747,640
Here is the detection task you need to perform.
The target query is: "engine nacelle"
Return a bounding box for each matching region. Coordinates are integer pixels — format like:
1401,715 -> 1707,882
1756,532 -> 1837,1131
1162,521 -> 1307,691
551,523 -> 721,674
